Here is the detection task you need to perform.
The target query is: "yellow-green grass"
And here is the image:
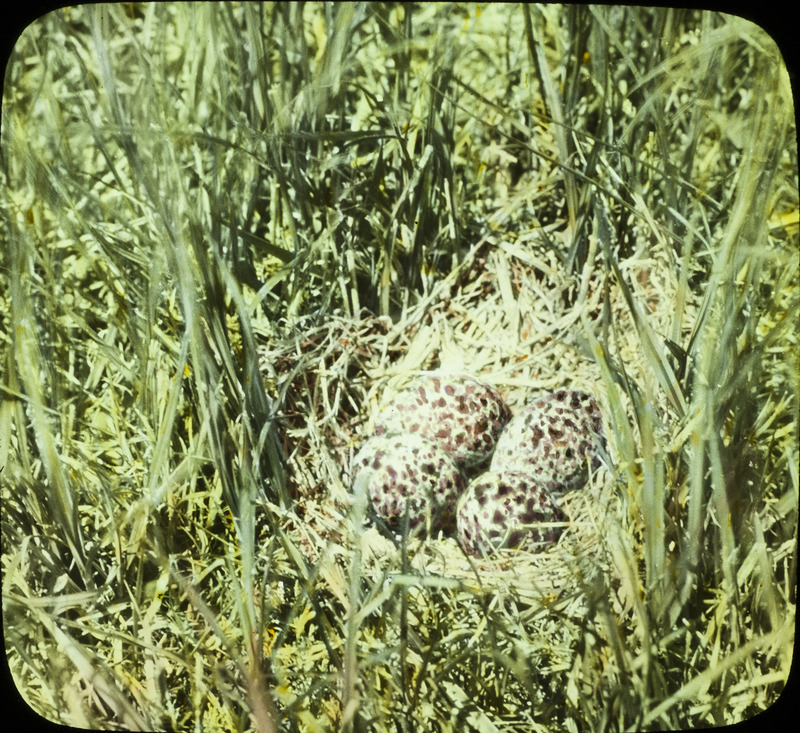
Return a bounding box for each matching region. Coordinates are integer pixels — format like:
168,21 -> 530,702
1,3 -> 797,731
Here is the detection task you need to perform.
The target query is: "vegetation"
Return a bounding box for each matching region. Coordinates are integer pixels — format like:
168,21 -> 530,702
1,3 -> 797,731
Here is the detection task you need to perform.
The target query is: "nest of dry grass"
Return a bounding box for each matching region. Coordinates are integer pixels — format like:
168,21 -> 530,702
265,233 -> 626,607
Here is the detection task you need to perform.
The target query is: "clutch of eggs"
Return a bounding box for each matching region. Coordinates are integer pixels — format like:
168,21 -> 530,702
352,376 -> 604,552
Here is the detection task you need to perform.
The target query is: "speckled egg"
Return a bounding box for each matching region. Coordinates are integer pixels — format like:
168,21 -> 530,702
456,471 -> 566,555
490,389 -> 604,496
374,373 -> 511,471
351,433 -> 465,532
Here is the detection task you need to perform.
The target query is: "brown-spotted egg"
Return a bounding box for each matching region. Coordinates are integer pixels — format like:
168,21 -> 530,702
456,471 -> 566,555
374,373 -> 511,471
490,389 -> 604,496
351,433 -> 465,532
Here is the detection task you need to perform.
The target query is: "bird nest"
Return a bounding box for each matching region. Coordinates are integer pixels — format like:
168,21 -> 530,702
261,235 -> 630,614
